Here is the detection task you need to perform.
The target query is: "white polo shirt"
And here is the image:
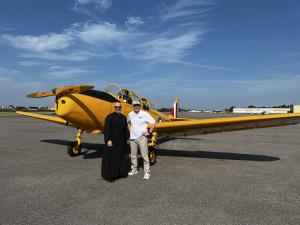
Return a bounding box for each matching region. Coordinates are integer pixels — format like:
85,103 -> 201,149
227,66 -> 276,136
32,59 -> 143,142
127,110 -> 156,140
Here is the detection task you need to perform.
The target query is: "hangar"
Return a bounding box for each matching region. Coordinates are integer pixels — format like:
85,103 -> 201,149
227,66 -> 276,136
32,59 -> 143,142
233,107 -> 290,114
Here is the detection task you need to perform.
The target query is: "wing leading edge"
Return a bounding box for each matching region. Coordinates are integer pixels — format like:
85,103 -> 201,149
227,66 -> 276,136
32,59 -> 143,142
16,111 -> 103,134
153,113 -> 300,135
16,111 -> 74,127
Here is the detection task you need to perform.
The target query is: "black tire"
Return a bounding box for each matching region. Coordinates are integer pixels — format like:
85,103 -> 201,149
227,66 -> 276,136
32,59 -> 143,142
67,141 -> 82,157
148,148 -> 157,165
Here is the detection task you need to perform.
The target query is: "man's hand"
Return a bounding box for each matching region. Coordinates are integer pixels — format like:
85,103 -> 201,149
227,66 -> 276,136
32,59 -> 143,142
143,131 -> 150,137
107,140 -> 113,147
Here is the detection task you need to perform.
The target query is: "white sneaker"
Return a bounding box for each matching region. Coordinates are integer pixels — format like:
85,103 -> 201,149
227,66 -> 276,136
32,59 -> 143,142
128,170 -> 138,176
143,173 -> 150,180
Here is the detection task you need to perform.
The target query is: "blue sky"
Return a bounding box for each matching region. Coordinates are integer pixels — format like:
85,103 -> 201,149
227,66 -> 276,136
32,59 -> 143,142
0,0 -> 299,109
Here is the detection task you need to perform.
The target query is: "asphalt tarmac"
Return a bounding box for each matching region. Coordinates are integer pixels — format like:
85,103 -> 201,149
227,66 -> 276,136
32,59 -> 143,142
1,113 -> 300,225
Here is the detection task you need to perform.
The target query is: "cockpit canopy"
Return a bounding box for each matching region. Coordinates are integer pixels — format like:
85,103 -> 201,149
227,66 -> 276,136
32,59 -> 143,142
104,83 -> 156,110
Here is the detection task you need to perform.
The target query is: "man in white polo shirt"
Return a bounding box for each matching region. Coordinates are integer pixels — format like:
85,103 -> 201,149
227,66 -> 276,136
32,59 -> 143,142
127,100 -> 156,180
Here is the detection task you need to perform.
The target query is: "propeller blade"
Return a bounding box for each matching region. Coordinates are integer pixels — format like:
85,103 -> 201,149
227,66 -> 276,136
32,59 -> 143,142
26,85 -> 94,98
55,85 -> 94,96
26,91 -> 55,98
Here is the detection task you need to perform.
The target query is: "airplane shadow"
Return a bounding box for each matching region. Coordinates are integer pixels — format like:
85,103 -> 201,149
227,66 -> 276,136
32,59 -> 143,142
41,139 -> 280,162
157,136 -> 204,145
158,149 -> 279,161
41,139 -> 104,159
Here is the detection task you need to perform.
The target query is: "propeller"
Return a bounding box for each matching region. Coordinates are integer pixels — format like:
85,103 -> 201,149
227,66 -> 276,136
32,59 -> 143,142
26,85 -> 94,98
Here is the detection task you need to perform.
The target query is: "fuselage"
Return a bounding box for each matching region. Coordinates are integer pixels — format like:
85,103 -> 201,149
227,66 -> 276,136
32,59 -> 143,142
55,89 -> 169,133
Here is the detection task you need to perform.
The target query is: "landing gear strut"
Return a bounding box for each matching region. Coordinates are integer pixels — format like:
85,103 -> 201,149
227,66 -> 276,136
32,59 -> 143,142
68,129 -> 84,157
148,132 -> 158,165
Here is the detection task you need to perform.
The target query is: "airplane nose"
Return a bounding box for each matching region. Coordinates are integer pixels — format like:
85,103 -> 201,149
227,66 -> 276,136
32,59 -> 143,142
55,96 -> 73,117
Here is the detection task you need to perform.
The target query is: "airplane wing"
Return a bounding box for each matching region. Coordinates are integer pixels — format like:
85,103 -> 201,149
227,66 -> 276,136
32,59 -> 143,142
16,111 -> 74,127
169,117 -> 197,121
16,111 -> 103,134
153,113 -> 300,135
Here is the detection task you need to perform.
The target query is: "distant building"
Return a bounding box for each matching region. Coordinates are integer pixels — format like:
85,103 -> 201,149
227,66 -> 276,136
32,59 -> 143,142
1,105 -> 16,110
233,108 -> 290,114
28,106 -> 38,111
15,106 -> 26,111
188,109 -> 201,113
212,110 -> 224,113
292,105 -> 300,113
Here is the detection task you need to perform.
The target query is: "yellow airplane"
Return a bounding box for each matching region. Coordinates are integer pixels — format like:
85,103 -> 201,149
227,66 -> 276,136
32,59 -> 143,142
17,83 -> 300,165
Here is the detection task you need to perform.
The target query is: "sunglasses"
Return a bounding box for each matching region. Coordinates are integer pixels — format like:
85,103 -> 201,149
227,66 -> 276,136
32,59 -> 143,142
114,106 -> 122,109
133,104 -> 140,107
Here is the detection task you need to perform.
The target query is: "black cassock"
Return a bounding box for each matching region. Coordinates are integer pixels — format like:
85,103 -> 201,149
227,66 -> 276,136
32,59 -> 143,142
101,112 -> 128,179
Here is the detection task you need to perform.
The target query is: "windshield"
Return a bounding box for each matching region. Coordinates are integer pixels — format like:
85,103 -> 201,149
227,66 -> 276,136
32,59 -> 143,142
103,83 -> 156,110
103,83 -> 122,96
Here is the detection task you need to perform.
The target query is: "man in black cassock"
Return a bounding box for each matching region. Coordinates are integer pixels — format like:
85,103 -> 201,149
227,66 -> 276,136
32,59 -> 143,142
102,102 -> 128,182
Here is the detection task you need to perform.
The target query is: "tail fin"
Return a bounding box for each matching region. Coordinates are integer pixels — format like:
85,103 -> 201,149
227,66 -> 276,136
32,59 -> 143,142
169,96 -> 179,118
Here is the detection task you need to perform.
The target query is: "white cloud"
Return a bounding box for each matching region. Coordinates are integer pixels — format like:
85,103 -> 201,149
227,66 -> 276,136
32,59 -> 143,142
72,0 -> 112,17
2,0 -> 219,68
2,22 -> 124,62
20,50 -> 98,62
75,0 -> 112,10
132,32 -> 203,63
43,66 -> 99,79
118,0 -> 216,64
177,60 -> 235,71
125,17 -> 144,28
160,0 -> 216,21
2,33 -> 73,52
73,22 -> 127,45
2,17 -> 209,66
18,61 -> 53,67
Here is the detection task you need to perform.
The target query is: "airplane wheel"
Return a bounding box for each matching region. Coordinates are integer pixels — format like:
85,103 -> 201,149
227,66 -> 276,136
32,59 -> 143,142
149,148 -> 157,166
68,141 -> 82,157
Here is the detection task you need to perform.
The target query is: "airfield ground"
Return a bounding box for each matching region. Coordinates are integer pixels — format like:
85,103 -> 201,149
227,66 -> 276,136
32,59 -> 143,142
0,113 -> 300,225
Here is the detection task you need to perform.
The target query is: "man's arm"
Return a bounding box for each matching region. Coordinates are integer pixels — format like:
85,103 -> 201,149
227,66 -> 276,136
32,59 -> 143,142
144,112 -> 156,135
127,114 -> 131,135
104,115 -> 112,147
128,123 -> 131,133
149,122 -> 155,133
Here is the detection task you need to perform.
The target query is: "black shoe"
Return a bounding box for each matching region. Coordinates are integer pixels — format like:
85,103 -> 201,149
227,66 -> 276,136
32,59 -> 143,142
104,177 -> 115,183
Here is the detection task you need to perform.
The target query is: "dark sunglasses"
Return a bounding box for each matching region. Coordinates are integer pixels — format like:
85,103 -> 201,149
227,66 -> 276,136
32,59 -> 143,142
114,106 -> 122,109
133,104 -> 140,107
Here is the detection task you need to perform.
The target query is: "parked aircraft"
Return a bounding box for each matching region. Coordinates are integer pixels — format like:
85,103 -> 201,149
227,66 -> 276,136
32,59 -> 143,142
17,83 -> 300,164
